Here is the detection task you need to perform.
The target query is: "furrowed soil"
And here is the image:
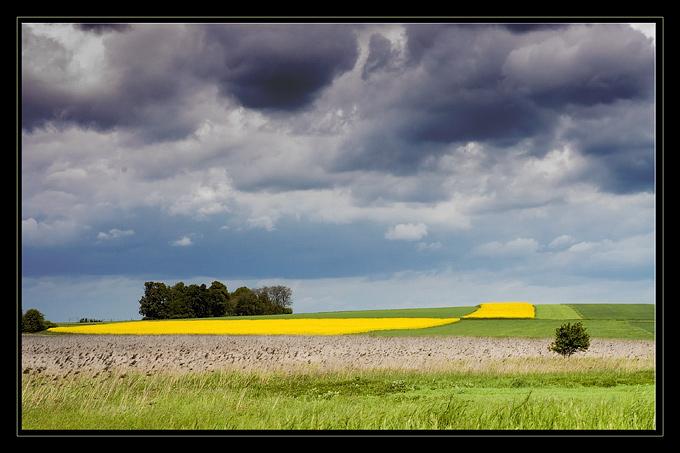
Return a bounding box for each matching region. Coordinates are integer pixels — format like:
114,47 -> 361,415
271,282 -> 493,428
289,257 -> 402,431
21,334 -> 655,377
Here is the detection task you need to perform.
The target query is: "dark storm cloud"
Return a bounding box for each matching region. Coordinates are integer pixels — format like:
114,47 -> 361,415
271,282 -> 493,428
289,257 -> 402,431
334,24 -> 546,173
21,22 -> 655,195
202,24 -> 359,111
500,23 -> 571,34
336,23 -> 655,193
563,102 -> 655,193
21,23 -> 360,142
405,23 -> 653,139
21,24 -> 204,142
500,24 -> 654,107
73,23 -> 132,34
361,33 -> 401,80
21,74 -> 195,143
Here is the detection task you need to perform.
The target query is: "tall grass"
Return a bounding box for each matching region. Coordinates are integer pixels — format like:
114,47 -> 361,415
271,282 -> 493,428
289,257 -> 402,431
21,362 -> 656,431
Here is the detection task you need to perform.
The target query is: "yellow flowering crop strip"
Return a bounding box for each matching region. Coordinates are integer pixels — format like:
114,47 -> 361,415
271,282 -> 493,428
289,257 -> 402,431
48,318 -> 460,335
462,302 -> 535,319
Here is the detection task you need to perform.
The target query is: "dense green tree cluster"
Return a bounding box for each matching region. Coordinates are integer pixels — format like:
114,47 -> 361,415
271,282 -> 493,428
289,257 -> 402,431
138,281 -> 292,320
21,309 -> 57,333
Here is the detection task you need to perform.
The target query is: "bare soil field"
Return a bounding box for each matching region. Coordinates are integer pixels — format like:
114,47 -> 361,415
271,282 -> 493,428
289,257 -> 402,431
21,334 -> 655,377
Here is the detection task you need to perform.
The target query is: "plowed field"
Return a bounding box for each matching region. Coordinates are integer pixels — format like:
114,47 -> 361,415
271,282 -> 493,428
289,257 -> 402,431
21,334 -> 655,377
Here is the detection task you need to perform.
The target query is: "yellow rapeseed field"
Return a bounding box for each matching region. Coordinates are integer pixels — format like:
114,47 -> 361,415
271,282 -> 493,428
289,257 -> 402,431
462,302 -> 535,319
47,318 -> 460,335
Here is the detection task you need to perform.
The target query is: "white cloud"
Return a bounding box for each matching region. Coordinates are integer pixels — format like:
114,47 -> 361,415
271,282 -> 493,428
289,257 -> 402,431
385,223 -> 428,241
472,237 -> 539,257
22,217 -> 89,246
247,216 -> 277,232
543,233 -> 654,278
97,228 -> 135,240
565,234 -> 654,267
629,23 -> 656,45
568,241 -> 604,253
171,236 -> 193,247
548,234 -> 575,249
417,241 -> 442,252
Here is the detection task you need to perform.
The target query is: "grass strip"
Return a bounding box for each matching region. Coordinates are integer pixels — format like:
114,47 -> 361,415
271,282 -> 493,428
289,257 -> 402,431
21,362 -> 656,431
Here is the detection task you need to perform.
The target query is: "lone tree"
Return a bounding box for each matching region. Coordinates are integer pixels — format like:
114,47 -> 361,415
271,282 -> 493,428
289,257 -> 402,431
548,321 -> 591,357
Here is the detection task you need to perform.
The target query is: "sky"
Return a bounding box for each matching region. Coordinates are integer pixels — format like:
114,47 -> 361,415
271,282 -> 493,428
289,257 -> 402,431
19,20 -> 659,322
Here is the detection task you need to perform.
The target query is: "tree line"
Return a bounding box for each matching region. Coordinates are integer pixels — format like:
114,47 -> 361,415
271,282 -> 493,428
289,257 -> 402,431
138,281 -> 293,320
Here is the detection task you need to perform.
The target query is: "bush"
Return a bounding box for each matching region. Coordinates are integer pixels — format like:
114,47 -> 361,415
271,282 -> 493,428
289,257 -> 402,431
548,321 -> 590,357
22,309 -> 49,333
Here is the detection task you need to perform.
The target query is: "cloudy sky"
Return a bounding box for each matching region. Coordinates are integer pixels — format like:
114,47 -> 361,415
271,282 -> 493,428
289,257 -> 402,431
20,20 -> 659,321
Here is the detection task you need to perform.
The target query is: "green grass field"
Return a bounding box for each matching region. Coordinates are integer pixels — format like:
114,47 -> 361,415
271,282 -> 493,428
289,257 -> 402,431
22,365 -> 656,431
383,303 -> 655,339
23,303 -> 658,432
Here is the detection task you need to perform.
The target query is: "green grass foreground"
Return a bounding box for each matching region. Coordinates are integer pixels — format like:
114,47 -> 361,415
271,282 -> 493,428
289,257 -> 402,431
21,364 -> 655,431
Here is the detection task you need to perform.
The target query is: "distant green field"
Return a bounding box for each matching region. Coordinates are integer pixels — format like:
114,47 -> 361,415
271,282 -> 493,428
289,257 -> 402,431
567,304 -> 654,320
534,304 -> 582,320
290,303 -> 655,340
51,304 -> 655,340
303,303 -> 655,340
369,318 -> 654,340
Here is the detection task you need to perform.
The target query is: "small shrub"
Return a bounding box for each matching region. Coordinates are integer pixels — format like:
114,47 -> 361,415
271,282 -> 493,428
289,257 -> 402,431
548,321 -> 590,357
